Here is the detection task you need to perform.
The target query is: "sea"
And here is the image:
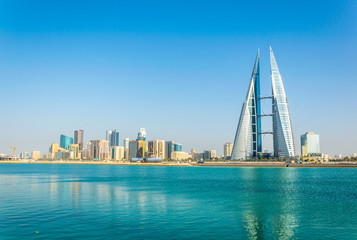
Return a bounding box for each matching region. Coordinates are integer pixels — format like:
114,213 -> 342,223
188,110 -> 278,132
0,163 -> 357,239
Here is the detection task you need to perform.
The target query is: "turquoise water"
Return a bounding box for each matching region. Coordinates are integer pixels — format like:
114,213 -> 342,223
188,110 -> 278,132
1,164 -> 357,239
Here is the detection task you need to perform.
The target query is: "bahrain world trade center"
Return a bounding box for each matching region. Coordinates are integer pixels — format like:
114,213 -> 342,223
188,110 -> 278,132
231,47 -> 295,160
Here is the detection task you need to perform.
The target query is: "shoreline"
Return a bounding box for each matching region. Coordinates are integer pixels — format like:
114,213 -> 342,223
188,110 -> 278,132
1,160 -> 357,168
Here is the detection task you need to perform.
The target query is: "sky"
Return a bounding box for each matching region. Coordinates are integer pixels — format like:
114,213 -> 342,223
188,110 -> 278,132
0,0 -> 356,156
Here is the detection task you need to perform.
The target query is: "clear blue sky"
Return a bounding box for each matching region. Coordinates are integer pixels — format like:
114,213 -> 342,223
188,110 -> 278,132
0,0 -> 356,156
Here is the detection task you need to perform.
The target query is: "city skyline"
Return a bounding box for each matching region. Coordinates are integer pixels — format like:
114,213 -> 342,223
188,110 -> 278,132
0,1 -> 356,156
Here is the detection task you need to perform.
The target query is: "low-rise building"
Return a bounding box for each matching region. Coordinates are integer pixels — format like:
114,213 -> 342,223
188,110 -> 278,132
171,151 -> 191,160
55,152 -> 70,160
204,149 -> 216,160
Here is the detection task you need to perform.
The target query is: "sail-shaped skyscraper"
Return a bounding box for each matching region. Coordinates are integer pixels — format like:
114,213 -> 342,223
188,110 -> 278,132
270,47 -> 295,158
231,51 -> 261,160
231,48 -> 295,160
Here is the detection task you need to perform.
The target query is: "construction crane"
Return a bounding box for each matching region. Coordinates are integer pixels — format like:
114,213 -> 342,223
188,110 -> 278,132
9,146 -> 16,160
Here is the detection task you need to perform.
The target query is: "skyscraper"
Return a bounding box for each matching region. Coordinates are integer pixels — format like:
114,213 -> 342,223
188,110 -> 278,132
148,140 -> 165,159
270,47 -> 295,158
301,132 -> 320,156
123,138 -> 130,160
90,140 -> 109,160
129,140 -> 137,160
50,143 -> 59,156
106,130 -> 119,147
231,48 -> 295,160
166,141 -> 175,159
231,51 -> 261,160
74,130 -> 84,151
106,130 -> 112,146
60,135 -> 73,150
136,128 -> 146,141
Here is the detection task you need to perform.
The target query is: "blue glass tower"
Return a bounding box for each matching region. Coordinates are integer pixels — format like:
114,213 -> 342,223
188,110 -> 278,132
111,131 -> 119,147
174,143 -> 182,152
231,51 -> 261,159
60,134 -> 73,150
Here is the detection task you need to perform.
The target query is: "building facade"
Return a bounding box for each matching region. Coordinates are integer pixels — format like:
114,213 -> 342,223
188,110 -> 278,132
174,143 -> 182,152
31,151 -> 40,160
123,138 -> 130,160
90,140 -> 109,160
231,51 -> 261,160
166,141 -> 175,159
270,47 -> 295,158
50,143 -> 59,158
69,144 -> 80,159
60,135 -> 73,150
301,132 -> 320,156
129,140 -> 138,160
148,140 -> 166,159
171,151 -> 191,160
224,142 -> 233,158
111,146 -> 124,160
204,149 -> 216,160
106,130 -> 119,147
74,130 -> 84,150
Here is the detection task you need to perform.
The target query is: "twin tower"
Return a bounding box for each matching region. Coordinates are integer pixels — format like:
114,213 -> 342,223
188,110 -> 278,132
231,47 -> 295,160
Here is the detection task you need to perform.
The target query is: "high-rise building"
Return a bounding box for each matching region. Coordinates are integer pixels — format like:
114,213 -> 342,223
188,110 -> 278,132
224,142 -> 233,158
123,138 -> 130,160
50,143 -> 59,158
137,140 -> 146,158
69,144 -> 80,159
174,143 -> 182,152
204,150 -> 216,160
270,47 -> 295,158
231,51 -> 261,160
90,140 -> 109,160
166,141 -> 175,159
74,130 -> 84,150
137,128 -> 146,141
111,146 -> 124,161
129,140 -> 138,160
106,130 -> 119,147
301,132 -> 320,156
106,130 -> 112,146
83,142 -> 91,159
231,48 -> 295,160
31,151 -> 40,160
148,140 -> 165,159
60,135 -> 73,150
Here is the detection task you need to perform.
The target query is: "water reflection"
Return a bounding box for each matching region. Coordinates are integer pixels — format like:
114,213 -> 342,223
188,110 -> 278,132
47,177 -> 169,219
241,168 -> 299,239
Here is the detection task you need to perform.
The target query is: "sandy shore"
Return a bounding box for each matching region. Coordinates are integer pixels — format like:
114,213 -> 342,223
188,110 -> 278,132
1,160 -> 357,168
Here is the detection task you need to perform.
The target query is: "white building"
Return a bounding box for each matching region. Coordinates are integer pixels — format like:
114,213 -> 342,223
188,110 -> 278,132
224,142 -> 233,158
171,151 -> 191,160
111,146 -> 124,161
148,140 -> 165,159
31,151 -> 40,160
